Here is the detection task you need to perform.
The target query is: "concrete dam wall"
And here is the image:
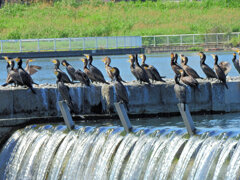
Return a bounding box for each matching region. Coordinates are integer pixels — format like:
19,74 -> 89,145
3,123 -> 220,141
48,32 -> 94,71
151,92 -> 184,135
1,77 -> 240,120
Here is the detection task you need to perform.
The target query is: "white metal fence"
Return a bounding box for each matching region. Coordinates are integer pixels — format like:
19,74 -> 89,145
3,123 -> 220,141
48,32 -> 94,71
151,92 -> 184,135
0,36 -> 142,53
1,33 -> 240,53
142,32 -> 240,47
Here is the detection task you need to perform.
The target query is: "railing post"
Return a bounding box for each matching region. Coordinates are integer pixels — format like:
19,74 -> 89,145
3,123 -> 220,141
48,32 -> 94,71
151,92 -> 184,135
154,36 -> 156,47
216,34 -> 218,44
95,37 -> 98,49
83,38 -> 85,50
69,38 -> 72,51
167,36 -> 169,45
116,36 -> 118,48
193,34 -> 195,45
205,34 -> 207,45
228,34 -> 230,44
106,37 -> 109,49
54,38 -> 56,51
124,36 -> 126,48
37,39 -> 40,52
180,35 -> 182,46
19,39 -> 22,52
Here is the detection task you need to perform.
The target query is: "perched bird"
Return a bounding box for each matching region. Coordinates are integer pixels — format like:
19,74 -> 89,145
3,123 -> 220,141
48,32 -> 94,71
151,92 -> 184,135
110,67 -> 129,111
211,54 -> 228,89
54,71 -> 76,114
2,60 -> 23,87
75,69 -> 90,86
84,54 -> 109,84
170,53 -> 183,76
174,74 -> 187,110
52,59 -> 73,84
3,56 -> 13,74
61,60 -> 77,81
219,61 -> 231,76
232,52 -> 240,74
128,54 -> 140,81
180,55 -> 202,79
102,56 -> 125,82
198,52 -> 217,79
25,59 -> 42,75
179,69 -> 199,90
81,57 -> 96,84
139,54 -> 165,82
132,54 -> 151,84
15,57 -> 36,94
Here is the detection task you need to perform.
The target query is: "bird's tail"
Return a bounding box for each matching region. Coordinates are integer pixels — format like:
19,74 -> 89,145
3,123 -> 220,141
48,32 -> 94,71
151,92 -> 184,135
225,83 -> 229,89
2,83 -> 8,87
30,87 -> 36,94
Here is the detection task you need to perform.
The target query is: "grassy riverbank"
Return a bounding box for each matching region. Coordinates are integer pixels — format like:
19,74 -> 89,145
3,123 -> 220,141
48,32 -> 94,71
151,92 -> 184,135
0,0 -> 240,40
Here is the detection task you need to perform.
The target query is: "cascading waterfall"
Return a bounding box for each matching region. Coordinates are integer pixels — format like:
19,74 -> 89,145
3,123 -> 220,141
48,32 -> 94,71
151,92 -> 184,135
1,125 -> 240,180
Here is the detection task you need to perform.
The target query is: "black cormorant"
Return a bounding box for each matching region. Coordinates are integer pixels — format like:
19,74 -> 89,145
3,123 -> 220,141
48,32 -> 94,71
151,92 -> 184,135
25,59 -> 42,75
128,54 -> 140,82
198,52 -> 217,79
110,67 -> 129,111
232,52 -> 240,74
133,54 -> 151,84
2,60 -> 23,87
218,60 -> 231,76
139,54 -> 165,82
54,71 -> 76,114
15,57 -> 36,94
171,53 -> 183,76
211,54 -> 228,89
81,57 -> 96,83
52,59 -> 73,84
180,55 -> 202,79
84,54 -> 109,84
102,56 -> 125,82
61,59 -> 77,81
179,69 -> 199,90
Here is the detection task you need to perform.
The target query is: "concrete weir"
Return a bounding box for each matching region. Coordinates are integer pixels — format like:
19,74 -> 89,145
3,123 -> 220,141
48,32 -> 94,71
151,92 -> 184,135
0,77 -> 240,144
0,77 -> 240,119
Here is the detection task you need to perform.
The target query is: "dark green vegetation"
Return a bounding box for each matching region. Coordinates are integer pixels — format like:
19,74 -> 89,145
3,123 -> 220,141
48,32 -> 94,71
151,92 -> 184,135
0,0 -> 240,40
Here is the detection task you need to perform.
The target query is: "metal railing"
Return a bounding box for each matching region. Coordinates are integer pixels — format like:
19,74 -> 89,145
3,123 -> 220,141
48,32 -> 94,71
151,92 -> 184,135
0,36 -> 142,53
142,32 -> 240,47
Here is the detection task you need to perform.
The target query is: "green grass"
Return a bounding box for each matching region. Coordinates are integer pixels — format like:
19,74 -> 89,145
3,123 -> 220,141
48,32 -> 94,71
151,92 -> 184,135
0,0 -> 240,40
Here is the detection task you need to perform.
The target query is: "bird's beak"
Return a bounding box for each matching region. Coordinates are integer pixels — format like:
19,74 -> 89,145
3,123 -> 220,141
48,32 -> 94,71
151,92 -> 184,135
28,59 -> 34,62
81,58 -> 85,62
110,68 -> 114,73
62,62 -> 66,66
2,56 -> 8,61
170,53 -> 174,58
54,71 -> 58,76
128,55 -> 132,58
52,59 -> 57,64
8,61 -> 11,65
144,66 -> 148,70
15,58 -> 20,62
84,54 -> 89,59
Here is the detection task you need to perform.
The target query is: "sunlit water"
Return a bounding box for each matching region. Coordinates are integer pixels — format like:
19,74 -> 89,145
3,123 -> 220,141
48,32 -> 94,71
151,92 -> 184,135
0,51 -> 238,84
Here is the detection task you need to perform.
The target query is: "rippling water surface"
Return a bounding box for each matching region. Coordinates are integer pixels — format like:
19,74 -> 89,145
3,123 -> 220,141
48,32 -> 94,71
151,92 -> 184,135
0,51 -> 238,84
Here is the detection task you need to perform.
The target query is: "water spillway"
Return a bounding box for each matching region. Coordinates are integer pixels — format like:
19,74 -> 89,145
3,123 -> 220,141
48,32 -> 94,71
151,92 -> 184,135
1,125 -> 240,180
